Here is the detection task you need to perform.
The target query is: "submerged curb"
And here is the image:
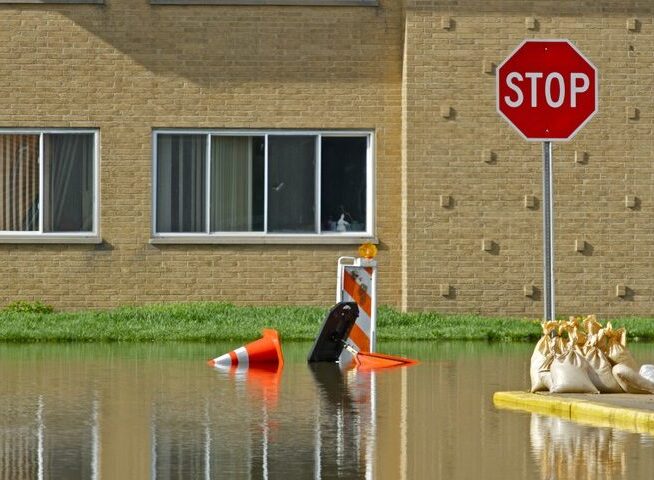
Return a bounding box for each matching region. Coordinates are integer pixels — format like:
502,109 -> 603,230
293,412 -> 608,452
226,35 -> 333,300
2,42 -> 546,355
493,391 -> 654,435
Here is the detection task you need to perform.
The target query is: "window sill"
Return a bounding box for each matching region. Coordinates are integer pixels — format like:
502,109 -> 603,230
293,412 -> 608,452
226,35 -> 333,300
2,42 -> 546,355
0,234 -> 102,244
150,234 -> 378,245
150,0 -> 377,6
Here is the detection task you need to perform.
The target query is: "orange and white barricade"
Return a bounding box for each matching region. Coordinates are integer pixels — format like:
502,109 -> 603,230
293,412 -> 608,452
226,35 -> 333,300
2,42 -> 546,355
337,256 -> 376,362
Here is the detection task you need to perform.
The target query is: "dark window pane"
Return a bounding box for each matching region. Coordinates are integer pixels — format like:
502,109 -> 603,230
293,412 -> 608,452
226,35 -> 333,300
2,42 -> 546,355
0,134 -> 39,231
267,136 -> 316,233
320,137 -> 367,233
210,136 -> 264,232
156,134 -> 206,233
43,134 -> 94,232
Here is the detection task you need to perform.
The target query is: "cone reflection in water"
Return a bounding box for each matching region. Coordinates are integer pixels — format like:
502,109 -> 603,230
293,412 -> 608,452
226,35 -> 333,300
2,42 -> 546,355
207,329 -> 284,368
213,362 -> 283,410
211,361 -> 283,477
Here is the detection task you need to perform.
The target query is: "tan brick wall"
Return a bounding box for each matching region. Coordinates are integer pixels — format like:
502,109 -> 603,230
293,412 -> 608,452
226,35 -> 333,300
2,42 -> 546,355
403,1 -> 654,317
0,0 -> 403,310
3,0 -> 654,318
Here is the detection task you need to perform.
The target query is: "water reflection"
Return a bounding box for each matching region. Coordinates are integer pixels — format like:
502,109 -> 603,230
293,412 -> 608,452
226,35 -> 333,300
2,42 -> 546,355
150,363 -> 376,479
310,363 -> 375,479
530,414 -> 630,479
1,342 -> 654,479
151,365 -> 261,480
0,393 -> 100,480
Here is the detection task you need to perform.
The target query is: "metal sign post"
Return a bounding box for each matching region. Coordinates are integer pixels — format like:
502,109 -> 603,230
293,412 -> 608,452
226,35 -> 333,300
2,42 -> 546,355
542,141 -> 555,320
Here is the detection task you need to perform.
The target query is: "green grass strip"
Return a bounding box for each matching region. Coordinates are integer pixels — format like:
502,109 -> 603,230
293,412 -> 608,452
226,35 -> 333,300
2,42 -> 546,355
1,302 -> 654,343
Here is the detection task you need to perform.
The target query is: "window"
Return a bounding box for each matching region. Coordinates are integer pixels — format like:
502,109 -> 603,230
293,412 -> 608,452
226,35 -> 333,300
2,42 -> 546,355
153,130 -> 373,243
0,130 -> 99,242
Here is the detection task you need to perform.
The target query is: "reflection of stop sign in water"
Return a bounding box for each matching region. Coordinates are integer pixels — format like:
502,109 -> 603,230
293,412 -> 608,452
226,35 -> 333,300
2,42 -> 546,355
497,40 -> 598,141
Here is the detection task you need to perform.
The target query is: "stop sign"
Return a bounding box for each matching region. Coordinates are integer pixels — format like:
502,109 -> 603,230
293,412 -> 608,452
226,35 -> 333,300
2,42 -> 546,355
497,40 -> 598,141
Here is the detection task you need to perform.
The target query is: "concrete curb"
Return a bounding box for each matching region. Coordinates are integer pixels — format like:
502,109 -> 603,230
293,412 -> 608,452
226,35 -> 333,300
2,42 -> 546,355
493,391 -> 654,435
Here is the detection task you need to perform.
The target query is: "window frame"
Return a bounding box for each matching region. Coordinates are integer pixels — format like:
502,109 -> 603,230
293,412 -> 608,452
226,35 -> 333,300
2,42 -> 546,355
0,128 -> 101,244
151,129 -> 375,244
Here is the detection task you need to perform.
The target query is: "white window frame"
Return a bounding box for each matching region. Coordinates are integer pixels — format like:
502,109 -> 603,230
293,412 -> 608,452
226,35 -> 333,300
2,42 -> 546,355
0,128 -> 101,244
151,129 -> 375,244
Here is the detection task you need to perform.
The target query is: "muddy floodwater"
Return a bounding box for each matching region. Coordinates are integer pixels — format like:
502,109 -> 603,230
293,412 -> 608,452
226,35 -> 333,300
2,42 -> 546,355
1,341 -> 654,479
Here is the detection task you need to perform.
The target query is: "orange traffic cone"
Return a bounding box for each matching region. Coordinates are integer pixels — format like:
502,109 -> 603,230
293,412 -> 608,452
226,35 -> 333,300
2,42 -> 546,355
207,329 -> 284,368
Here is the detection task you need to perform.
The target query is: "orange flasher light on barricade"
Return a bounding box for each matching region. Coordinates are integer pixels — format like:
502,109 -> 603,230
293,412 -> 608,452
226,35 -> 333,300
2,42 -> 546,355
357,242 -> 378,260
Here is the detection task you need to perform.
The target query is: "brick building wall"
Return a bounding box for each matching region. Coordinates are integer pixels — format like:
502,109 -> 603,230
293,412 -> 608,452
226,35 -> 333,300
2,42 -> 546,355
0,0 -> 404,310
403,1 -> 654,317
2,0 -> 653,317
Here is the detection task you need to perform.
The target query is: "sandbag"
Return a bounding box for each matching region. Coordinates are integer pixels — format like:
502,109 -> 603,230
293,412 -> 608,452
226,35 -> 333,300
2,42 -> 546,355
604,323 -> 639,370
640,364 -> 654,383
529,321 -> 559,393
532,370 -> 552,394
550,344 -> 599,394
612,363 -> 654,394
582,315 -> 603,339
582,329 -> 623,393
564,318 -> 587,348
584,344 -> 624,393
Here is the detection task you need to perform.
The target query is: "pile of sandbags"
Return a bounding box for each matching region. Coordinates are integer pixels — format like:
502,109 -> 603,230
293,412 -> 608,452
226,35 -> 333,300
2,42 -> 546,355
530,315 -> 654,394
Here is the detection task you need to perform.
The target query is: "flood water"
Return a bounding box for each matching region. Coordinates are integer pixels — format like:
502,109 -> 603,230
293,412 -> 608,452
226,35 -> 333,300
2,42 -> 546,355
1,341 -> 654,479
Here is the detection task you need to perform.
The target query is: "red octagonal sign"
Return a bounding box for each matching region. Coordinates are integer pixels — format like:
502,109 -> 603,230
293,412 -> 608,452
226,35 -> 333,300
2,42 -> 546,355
497,40 -> 598,141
